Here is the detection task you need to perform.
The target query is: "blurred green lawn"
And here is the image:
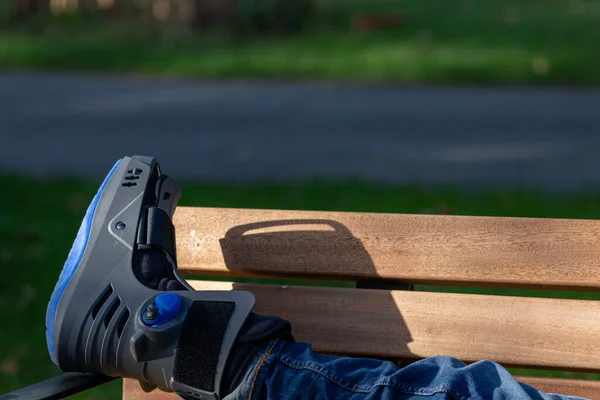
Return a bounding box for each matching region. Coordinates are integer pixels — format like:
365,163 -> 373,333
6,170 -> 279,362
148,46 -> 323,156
1,172 -> 600,398
1,0 -> 600,85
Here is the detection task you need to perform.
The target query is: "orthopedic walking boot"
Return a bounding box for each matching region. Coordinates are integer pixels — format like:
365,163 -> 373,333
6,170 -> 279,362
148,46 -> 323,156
45,156 -> 293,400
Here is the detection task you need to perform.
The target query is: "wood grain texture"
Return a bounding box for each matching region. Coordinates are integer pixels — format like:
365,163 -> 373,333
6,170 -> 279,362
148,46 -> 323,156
124,379 -> 175,400
173,207 -> 600,290
123,372 -> 600,399
518,376 -> 600,399
185,281 -> 600,371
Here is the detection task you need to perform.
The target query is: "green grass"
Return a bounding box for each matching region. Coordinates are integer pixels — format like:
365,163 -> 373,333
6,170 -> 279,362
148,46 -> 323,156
1,172 -> 600,398
1,0 -> 600,84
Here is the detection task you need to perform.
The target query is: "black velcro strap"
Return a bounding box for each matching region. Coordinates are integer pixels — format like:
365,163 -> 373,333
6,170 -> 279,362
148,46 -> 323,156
173,301 -> 235,392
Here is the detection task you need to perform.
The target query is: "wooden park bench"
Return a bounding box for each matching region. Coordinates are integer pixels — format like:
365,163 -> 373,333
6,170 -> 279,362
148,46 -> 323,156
124,207 -> 600,399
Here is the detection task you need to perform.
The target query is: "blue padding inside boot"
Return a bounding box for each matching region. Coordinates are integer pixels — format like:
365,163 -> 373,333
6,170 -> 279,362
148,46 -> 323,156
45,159 -> 122,366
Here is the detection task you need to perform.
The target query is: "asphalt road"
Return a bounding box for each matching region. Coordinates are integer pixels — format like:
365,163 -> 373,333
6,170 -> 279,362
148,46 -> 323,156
1,72 -> 599,190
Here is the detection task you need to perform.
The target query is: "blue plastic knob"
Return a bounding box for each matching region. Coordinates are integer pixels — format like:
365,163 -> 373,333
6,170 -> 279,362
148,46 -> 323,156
154,293 -> 182,324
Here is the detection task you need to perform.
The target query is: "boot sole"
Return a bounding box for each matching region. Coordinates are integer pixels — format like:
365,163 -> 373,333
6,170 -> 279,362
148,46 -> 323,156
45,159 -> 123,365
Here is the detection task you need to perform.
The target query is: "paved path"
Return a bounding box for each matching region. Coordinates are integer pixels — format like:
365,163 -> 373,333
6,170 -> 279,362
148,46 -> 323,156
1,72 -> 599,190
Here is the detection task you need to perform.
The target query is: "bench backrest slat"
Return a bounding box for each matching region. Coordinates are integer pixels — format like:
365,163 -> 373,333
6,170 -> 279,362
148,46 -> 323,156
189,281 -> 600,371
174,207 -> 600,290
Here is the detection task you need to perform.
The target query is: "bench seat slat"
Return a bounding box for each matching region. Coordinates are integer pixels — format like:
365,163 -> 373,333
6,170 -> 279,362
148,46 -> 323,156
174,207 -> 600,290
518,376 -> 600,399
123,371 -> 600,399
187,281 -> 600,371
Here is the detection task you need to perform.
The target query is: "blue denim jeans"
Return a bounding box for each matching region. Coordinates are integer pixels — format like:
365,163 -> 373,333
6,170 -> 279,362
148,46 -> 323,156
225,339 -> 587,400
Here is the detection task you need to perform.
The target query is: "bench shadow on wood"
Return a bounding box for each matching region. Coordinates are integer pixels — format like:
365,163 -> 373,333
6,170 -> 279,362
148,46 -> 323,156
219,219 -> 387,280
218,219 -> 416,365
216,219 -> 560,396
